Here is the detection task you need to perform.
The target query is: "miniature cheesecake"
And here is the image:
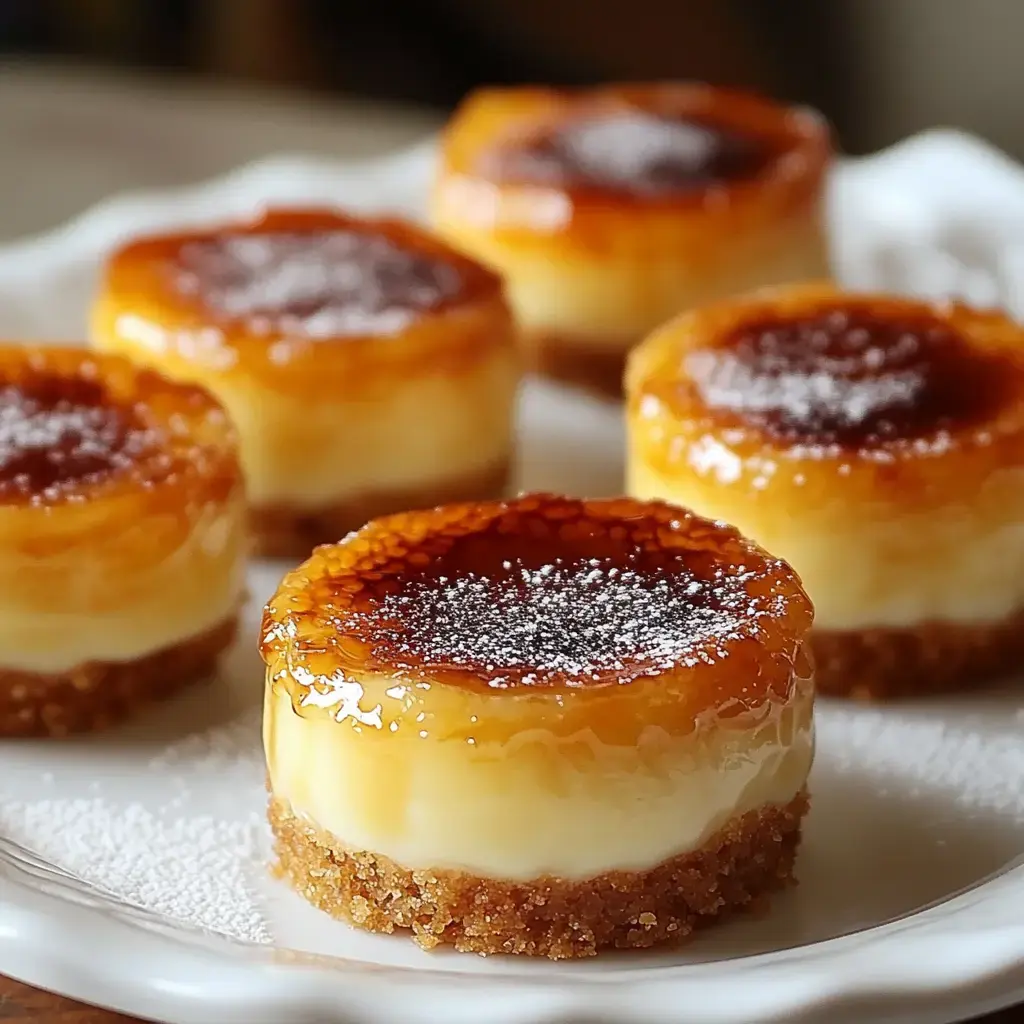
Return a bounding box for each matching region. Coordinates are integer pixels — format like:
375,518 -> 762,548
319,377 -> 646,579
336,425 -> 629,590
626,282 -> 1024,699
91,208 -> 520,557
262,493 -> 814,958
430,83 -> 831,398
0,345 -> 245,736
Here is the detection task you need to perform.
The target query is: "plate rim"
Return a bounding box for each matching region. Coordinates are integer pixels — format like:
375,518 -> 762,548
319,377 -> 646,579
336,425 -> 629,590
4,843 -> 1024,1024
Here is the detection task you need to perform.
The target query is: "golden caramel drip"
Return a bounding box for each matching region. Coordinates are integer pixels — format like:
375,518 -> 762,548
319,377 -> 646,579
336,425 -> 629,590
0,346 -> 240,508
480,108 -> 774,198
686,304 -> 1018,448
262,494 -> 813,697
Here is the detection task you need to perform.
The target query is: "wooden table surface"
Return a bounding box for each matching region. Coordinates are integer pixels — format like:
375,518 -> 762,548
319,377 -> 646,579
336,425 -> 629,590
0,975 -> 1021,1024
0,60 -> 440,244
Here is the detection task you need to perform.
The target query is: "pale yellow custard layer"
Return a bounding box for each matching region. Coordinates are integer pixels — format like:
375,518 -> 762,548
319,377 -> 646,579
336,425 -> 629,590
629,460 -> 1024,632
0,487 -> 246,673
264,676 -> 814,882
91,208 -> 521,511
96,319 -> 518,508
435,203 -> 828,350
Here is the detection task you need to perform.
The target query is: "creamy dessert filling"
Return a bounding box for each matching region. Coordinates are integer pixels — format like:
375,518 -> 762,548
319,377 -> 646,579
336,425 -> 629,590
265,679 -> 812,880
0,501 -> 244,673
628,459 -> 1024,632
189,351 -> 517,507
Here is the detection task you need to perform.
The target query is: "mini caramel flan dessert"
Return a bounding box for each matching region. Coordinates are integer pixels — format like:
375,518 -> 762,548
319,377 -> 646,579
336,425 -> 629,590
431,83 -> 831,398
627,282 -> 1024,699
91,208 -> 519,557
0,345 -> 245,737
262,494 -> 814,958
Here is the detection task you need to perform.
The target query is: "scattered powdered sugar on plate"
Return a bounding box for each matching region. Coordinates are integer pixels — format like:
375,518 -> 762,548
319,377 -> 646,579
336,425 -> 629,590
0,676 -> 272,943
0,795 -> 272,943
6,689 -> 1024,956
148,704 -> 264,775
817,702 -> 1024,821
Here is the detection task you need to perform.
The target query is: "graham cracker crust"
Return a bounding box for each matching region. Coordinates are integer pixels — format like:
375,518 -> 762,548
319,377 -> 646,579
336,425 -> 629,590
269,790 -> 808,959
812,607 -> 1024,700
0,615 -> 237,738
250,458 -> 513,559
528,330 -> 630,400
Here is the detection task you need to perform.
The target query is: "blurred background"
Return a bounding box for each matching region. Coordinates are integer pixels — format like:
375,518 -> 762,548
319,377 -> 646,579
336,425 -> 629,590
2,0 -> 1022,241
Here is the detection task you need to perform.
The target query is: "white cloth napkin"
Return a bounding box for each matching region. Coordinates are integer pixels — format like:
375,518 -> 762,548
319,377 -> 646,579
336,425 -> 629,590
1,128 -> 1023,342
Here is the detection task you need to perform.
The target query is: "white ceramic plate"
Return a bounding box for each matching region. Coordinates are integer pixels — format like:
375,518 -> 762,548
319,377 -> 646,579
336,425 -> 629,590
2,132 -> 1024,1024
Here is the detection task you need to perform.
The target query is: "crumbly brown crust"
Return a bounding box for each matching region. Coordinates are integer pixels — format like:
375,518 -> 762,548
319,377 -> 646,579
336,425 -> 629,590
269,790 -> 807,959
249,458 -> 513,559
812,608 -> 1024,700
0,616 -> 237,737
527,330 -> 629,400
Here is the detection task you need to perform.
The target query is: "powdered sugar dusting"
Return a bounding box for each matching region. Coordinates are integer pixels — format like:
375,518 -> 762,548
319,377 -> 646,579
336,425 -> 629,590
148,705 -> 263,775
685,307 -> 1013,450
686,350 -> 921,433
175,230 -> 464,337
557,114 -> 727,187
0,696 -> 271,943
817,703 -> 1024,822
0,796 -> 271,942
366,556 -> 784,684
0,379 -> 158,502
489,110 -> 768,195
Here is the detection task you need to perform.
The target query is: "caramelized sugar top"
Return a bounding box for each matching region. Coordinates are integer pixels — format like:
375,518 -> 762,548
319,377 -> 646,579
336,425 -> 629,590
482,108 -> 773,197
684,304 -> 1018,449
0,346 -> 241,509
0,372 -> 158,502
174,227 -> 466,338
262,495 -> 812,691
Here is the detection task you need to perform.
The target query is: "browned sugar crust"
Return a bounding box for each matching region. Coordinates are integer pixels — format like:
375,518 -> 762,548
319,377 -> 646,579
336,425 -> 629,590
812,608 -> 1024,700
249,458 -> 513,559
527,329 -> 630,400
269,790 -> 808,959
0,615 -> 237,737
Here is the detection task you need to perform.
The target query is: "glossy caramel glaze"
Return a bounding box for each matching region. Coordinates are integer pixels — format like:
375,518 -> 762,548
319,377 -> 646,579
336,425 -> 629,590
262,495 -> 813,738
480,107 -> 775,199
687,304 -> 1017,448
175,223 -> 466,335
93,208 -> 512,391
628,284 -> 1024,496
0,345 -> 239,508
433,84 -> 830,244
0,372 -> 153,500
